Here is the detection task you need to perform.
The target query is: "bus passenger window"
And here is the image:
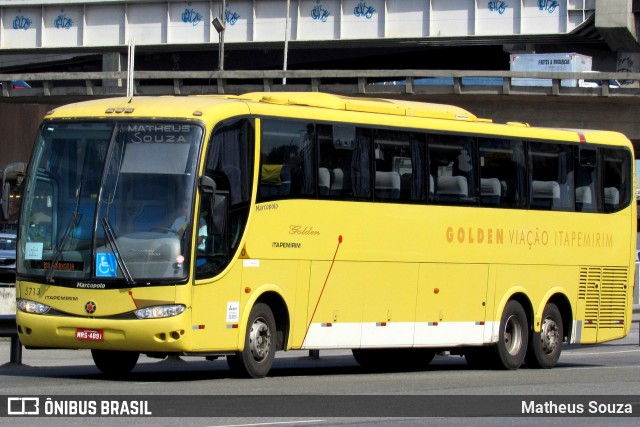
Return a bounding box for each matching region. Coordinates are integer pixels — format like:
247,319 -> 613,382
318,124 -> 341,198
260,120 -> 315,200
602,148 -> 632,213
528,142 -> 573,211
478,138 -> 526,208
575,147 -> 597,212
351,128 -> 372,199
373,130 -> 426,202
428,135 -> 477,205
318,125 -> 371,200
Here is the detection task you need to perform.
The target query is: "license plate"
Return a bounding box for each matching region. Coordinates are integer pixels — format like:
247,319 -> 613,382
75,328 -> 104,341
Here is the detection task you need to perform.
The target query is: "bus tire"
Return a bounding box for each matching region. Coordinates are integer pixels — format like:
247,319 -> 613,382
91,349 -> 139,376
495,300 -> 528,370
227,302 -> 276,378
525,303 -> 563,369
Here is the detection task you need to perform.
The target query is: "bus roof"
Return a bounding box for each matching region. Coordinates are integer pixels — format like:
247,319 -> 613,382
239,92 -> 480,121
43,93 -> 631,148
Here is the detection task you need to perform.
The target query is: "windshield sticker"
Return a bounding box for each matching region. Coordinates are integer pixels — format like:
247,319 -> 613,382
96,253 -> 117,277
24,242 -> 44,260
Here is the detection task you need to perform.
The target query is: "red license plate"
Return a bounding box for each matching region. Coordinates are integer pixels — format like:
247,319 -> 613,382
75,328 -> 104,341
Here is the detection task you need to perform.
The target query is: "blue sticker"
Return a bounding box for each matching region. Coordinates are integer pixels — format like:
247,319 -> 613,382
96,253 -> 117,277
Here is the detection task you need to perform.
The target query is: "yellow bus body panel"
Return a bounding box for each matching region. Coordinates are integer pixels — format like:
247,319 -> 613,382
16,93 -> 636,355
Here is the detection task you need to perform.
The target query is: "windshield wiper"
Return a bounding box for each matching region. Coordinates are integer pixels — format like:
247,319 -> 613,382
101,217 -> 135,286
46,181 -> 83,283
46,211 -> 81,283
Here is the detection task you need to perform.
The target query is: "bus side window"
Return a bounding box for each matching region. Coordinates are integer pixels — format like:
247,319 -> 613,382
428,135 -> 477,205
478,138 -> 526,208
575,147 -> 597,212
351,128 -> 372,199
259,120 -> 315,200
317,124 -> 333,198
373,129 -> 426,202
602,148 -> 632,213
318,125 -> 372,200
529,142 -> 573,211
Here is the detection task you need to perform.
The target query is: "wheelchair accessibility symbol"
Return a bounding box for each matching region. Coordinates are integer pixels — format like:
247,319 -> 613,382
96,253 -> 117,277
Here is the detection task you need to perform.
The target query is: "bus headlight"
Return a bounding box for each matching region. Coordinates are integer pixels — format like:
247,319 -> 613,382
134,304 -> 186,319
17,299 -> 51,314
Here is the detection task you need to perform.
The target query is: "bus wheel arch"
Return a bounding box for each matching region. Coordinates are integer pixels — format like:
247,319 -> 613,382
547,293 -> 572,344
227,291 -> 290,378
253,291 -> 290,351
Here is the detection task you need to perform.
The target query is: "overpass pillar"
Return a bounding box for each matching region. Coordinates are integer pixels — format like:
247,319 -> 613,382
596,0 -> 640,52
595,1 -> 640,86
102,52 -> 124,88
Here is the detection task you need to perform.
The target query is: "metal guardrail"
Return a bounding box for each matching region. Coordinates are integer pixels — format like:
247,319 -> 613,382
2,70 -> 640,99
0,314 -> 21,364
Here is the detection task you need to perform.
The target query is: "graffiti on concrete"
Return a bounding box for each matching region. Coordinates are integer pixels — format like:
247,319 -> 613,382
311,1 -> 331,23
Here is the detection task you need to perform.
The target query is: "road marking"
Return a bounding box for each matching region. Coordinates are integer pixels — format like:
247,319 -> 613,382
560,365 -> 640,371
563,349 -> 640,356
210,420 -> 325,427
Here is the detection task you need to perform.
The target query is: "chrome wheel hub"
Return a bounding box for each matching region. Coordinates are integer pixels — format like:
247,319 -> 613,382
503,314 -> 523,356
249,317 -> 271,361
539,317 -> 560,354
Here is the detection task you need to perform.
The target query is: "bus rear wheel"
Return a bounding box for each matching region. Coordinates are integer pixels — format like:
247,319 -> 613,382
227,303 -> 276,378
525,302 -> 563,369
495,300 -> 528,370
91,349 -> 139,376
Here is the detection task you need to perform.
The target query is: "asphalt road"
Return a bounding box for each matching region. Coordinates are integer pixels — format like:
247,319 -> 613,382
0,322 -> 638,426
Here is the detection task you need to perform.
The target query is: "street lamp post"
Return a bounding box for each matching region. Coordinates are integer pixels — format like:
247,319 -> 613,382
283,0 -> 290,84
212,1 -> 226,71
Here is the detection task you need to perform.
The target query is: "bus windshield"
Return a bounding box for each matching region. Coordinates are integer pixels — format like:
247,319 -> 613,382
18,121 -> 203,287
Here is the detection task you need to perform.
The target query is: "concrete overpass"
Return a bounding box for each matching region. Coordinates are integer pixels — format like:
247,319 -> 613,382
0,1 -> 639,76
1,68 -> 640,167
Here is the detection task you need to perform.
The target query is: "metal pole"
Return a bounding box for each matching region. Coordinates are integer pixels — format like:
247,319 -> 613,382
283,0 -> 290,84
10,337 -> 22,364
126,37 -> 135,98
219,0 -> 226,71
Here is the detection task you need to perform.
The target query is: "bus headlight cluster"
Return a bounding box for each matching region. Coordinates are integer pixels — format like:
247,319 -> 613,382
17,299 -> 51,314
134,304 -> 185,319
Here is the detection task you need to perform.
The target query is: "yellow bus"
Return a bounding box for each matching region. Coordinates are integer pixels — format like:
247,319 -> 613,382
14,92 -> 636,377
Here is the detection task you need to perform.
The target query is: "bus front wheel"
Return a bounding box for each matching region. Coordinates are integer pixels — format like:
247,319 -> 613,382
227,302 -> 276,378
525,303 -> 563,369
91,349 -> 139,376
495,300 -> 528,370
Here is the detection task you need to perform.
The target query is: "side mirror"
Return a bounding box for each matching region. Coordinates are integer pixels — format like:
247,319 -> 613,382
1,162 -> 26,220
1,182 -> 10,221
199,175 -> 217,195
